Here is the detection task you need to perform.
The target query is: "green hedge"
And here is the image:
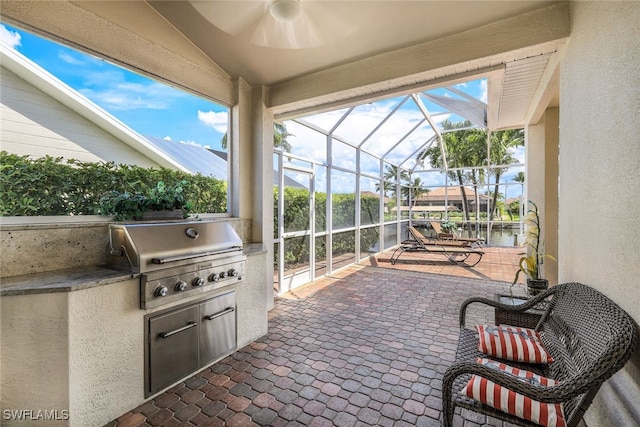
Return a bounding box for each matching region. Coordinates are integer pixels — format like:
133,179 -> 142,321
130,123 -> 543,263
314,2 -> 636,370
274,187 -> 381,269
0,151 -> 227,216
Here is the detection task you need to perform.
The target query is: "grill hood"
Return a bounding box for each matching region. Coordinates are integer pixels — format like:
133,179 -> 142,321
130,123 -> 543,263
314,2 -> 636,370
107,221 -> 243,273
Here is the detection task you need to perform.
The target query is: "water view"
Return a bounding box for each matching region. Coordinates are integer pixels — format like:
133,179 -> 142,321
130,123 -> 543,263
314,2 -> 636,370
412,222 -> 522,247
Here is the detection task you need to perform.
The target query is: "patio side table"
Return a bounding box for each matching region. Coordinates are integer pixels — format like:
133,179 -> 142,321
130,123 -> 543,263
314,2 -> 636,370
494,294 -> 546,329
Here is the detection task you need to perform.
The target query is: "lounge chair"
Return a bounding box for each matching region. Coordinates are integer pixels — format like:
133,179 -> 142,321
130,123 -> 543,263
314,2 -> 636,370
413,225 -> 479,248
428,221 -> 484,247
390,226 -> 484,267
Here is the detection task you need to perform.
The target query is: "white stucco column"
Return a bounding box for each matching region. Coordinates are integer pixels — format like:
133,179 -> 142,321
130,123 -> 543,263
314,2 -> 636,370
230,78 -> 252,219
250,85 -> 275,310
524,108 -> 559,286
231,80 -> 274,310
543,108 -> 559,286
559,2 -> 640,426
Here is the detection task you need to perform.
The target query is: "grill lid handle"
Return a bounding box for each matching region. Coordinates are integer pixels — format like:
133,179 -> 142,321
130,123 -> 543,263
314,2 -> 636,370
151,247 -> 242,264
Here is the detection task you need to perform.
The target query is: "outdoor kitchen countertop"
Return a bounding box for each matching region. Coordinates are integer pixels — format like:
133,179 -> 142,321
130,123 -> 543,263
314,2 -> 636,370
0,243 -> 268,296
0,265 -> 135,296
243,242 -> 267,256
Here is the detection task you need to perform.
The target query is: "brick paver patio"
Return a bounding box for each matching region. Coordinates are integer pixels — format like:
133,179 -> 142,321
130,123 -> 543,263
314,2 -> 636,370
110,247 -> 524,426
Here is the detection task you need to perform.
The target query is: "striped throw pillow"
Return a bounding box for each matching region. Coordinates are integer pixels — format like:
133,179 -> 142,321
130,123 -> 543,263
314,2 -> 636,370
477,325 -> 553,364
462,358 -> 566,427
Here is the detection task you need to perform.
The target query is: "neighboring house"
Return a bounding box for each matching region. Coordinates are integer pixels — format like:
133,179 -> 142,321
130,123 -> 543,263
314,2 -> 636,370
413,186 -> 491,212
0,43 -> 225,177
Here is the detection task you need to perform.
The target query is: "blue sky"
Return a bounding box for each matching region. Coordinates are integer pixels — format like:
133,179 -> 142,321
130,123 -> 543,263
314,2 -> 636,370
2,22 -> 522,197
1,23 -> 229,151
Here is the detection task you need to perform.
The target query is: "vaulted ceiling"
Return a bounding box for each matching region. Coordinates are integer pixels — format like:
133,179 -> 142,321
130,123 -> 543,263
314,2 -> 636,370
1,0 -> 568,129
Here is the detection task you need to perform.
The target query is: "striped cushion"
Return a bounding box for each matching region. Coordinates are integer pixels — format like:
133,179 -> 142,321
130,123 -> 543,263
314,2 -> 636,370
461,358 -> 566,427
477,325 -> 553,364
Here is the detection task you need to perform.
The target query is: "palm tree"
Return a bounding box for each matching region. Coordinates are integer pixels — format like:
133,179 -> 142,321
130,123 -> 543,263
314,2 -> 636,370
418,119 -> 482,227
221,122 -> 292,152
401,176 -> 429,207
513,171 -> 525,186
382,164 -> 410,183
273,123 -> 293,153
512,171 -> 525,226
376,164 -> 410,199
488,129 -> 524,220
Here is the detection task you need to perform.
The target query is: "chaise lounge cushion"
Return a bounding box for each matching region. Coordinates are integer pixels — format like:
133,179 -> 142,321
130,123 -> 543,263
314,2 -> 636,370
476,325 -> 553,364
461,358 -> 566,427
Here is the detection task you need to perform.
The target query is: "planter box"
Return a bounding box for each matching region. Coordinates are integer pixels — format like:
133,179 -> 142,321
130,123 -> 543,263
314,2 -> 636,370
140,209 -> 184,221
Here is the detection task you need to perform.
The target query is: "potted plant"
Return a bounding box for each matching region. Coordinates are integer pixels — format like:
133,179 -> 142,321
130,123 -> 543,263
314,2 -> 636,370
440,218 -> 456,237
511,200 -> 556,297
99,180 -> 191,220
142,180 -> 191,220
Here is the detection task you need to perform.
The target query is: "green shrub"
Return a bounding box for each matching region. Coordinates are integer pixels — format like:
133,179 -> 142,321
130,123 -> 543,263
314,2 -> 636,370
273,187 -> 380,268
0,151 -> 227,217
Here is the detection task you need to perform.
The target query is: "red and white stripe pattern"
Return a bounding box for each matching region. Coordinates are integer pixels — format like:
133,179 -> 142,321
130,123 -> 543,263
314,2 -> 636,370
476,325 -> 553,364
461,358 -> 566,427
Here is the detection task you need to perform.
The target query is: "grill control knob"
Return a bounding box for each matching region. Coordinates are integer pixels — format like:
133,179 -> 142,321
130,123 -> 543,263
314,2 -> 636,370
219,271 -> 227,279
175,280 -> 187,292
154,286 -> 168,297
192,277 -> 205,287
228,268 -> 239,277
208,273 -> 220,282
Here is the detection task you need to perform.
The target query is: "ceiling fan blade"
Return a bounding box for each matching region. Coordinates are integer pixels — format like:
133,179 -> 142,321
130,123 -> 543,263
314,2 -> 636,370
190,0 -> 268,36
250,1 -> 358,50
191,0 -> 361,50
249,11 -> 311,49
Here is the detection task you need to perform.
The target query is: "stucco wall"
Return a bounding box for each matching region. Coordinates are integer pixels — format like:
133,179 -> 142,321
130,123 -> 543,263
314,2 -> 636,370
236,250 -> 269,346
0,292 -> 70,427
68,278 -> 144,427
559,2 -> 640,425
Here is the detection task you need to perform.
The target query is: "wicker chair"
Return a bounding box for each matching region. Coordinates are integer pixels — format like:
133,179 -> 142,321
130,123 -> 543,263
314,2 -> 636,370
443,282 -> 638,427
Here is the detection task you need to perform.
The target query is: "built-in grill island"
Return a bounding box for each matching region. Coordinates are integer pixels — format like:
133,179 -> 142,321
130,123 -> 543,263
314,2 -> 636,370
107,221 -> 247,396
1,217 -> 268,426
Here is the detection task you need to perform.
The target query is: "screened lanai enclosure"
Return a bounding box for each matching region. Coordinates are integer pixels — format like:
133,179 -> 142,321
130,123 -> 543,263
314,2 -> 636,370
273,77 -> 526,293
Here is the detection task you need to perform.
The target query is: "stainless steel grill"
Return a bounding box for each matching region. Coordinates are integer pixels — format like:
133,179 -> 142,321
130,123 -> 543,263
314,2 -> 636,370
107,221 -> 245,396
107,221 -> 246,309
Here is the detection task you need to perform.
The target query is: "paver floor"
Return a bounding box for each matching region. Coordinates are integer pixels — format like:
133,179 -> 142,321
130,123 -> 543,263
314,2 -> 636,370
110,246 -> 526,426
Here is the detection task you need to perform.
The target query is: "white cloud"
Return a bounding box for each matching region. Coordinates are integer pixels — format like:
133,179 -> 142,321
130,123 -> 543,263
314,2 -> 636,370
58,51 -> 84,66
79,81 -> 178,111
183,140 -> 198,145
179,139 -> 211,149
163,136 -> 173,141
480,79 -> 488,103
198,110 -> 228,133
0,24 -> 21,48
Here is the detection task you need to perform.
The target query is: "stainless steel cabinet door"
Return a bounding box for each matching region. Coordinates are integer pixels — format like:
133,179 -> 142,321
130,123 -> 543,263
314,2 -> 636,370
148,305 -> 199,394
199,291 -> 236,365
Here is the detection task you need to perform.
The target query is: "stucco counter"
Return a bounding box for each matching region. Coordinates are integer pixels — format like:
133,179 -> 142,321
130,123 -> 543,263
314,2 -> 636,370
0,266 -> 134,296
0,243 -> 269,427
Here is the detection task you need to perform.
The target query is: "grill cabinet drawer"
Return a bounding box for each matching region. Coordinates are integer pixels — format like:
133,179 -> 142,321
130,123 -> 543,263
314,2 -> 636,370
145,291 -> 236,396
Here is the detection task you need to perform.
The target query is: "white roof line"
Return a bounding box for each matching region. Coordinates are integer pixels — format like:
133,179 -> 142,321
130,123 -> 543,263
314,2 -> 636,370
0,42 -> 190,173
